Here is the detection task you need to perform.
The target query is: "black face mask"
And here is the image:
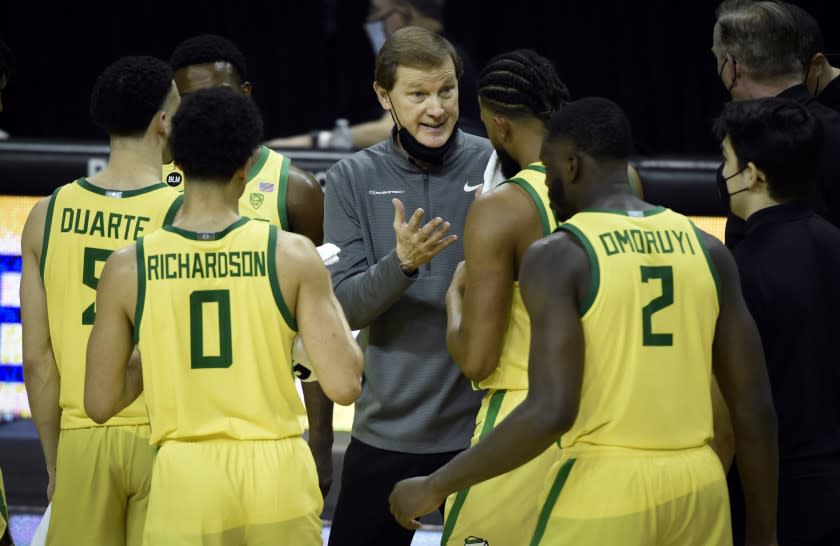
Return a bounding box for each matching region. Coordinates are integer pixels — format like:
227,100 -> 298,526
716,162 -> 749,209
496,145 -> 521,179
386,92 -> 457,166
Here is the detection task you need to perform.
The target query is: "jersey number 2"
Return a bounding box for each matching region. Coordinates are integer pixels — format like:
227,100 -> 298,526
640,265 -> 673,346
189,290 -> 233,369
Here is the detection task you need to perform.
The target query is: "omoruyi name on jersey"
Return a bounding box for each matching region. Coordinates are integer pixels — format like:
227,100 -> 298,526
598,228 -> 696,257
146,251 -> 267,280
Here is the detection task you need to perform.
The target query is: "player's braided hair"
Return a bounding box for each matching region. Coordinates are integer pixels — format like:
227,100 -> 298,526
478,49 -> 570,122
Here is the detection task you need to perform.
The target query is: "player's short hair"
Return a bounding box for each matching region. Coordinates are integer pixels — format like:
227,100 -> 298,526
0,37 -> 15,80
478,49 -> 570,123
713,0 -> 802,81
781,2 -> 823,66
169,34 -> 248,82
170,88 -> 263,181
714,97 -> 822,202
374,26 -> 462,90
546,97 -> 633,161
89,56 -> 173,137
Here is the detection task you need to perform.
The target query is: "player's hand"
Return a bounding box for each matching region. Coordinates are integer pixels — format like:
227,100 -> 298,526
46,466 -> 56,502
388,476 -> 445,530
393,198 -> 457,273
310,442 -> 333,499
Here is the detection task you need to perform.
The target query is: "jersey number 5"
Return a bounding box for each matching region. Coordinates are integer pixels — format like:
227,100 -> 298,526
82,247 -> 114,324
189,289 -> 233,369
640,265 -> 673,346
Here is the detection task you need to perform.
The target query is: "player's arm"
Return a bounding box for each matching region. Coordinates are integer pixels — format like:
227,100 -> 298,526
389,234 -> 586,529
286,165 -> 324,245
446,190 -> 520,381
283,235 -> 363,406
20,197 -> 61,498
285,164 -> 334,494
84,246 -> 143,424
702,231 -> 778,546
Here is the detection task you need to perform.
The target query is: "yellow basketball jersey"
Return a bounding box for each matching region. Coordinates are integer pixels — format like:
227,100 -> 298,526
135,219 -> 304,444
40,178 -> 182,429
477,163 -> 557,391
163,146 -> 291,228
559,207 -> 720,450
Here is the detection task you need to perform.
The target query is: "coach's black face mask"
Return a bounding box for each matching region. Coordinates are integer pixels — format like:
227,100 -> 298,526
386,92 -> 457,166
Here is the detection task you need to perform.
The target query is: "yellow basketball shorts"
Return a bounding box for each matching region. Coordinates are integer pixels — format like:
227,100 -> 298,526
142,436 -> 323,546
47,424 -> 154,546
442,389 -> 563,546
531,444 -> 732,546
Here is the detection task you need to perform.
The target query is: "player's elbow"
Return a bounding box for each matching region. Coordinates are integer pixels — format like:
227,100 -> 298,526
327,352 -> 364,406
84,394 -> 114,425
459,359 -> 495,383
533,396 -> 578,437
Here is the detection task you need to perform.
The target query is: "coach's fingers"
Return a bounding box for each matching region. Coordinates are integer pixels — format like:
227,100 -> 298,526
392,198 -> 406,228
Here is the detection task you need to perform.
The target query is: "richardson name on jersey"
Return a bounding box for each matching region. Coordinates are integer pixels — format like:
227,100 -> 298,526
598,228 -> 696,257
60,207 -> 151,241
146,250 -> 267,280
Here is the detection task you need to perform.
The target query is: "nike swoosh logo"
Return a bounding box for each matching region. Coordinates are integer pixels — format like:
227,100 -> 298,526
464,181 -> 482,192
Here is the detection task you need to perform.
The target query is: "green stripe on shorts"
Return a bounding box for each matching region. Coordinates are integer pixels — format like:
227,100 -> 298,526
440,389 -> 506,545
529,458 -> 576,546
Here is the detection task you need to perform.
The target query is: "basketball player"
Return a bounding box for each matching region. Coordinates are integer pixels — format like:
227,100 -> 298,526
20,56 -> 182,546
440,49 -> 568,545
85,88 -> 363,545
163,34 -> 336,494
390,97 -> 779,545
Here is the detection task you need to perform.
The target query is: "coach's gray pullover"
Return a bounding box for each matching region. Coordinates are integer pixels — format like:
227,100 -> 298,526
324,129 -> 492,453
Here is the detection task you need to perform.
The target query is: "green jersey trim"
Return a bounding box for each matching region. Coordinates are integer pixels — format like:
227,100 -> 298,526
163,194 -> 184,226
579,206 -> 666,217
278,155 -> 291,230
267,225 -> 298,331
39,186 -> 61,279
558,224 -> 601,316
163,217 -> 250,240
77,178 -> 168,197
246,146 -> 271,180
690,223 -> 722,306
134,238 -> 146,344
506,177 -> 551,236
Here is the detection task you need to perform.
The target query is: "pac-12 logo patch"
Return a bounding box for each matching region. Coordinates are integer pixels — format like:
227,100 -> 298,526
249,192 -> 265,209
166,172 -> 183,187
465,537 -> 489,545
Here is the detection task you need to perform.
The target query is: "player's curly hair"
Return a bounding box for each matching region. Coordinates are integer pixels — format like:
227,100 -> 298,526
89,56 -> 173,137
546,97 -> 633,161
169,34 -> 248,82
170,88 -> 263,181
478,49 -> 570,123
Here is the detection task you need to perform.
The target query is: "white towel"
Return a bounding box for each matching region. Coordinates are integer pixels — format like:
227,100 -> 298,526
482,150 -> 507,195
316,243 -> 341,266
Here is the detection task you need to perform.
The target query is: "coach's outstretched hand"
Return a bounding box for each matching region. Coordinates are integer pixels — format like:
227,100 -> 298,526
392,198 -> 457,274
388,476 -> 446,530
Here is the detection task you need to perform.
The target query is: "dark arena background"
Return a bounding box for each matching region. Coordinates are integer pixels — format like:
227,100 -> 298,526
0,0 -> 838,543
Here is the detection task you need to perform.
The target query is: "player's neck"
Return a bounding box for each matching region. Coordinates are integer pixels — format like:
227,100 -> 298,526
176,183 -> 242,233
88,137 -> 164,190
582,174 -> 652,212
